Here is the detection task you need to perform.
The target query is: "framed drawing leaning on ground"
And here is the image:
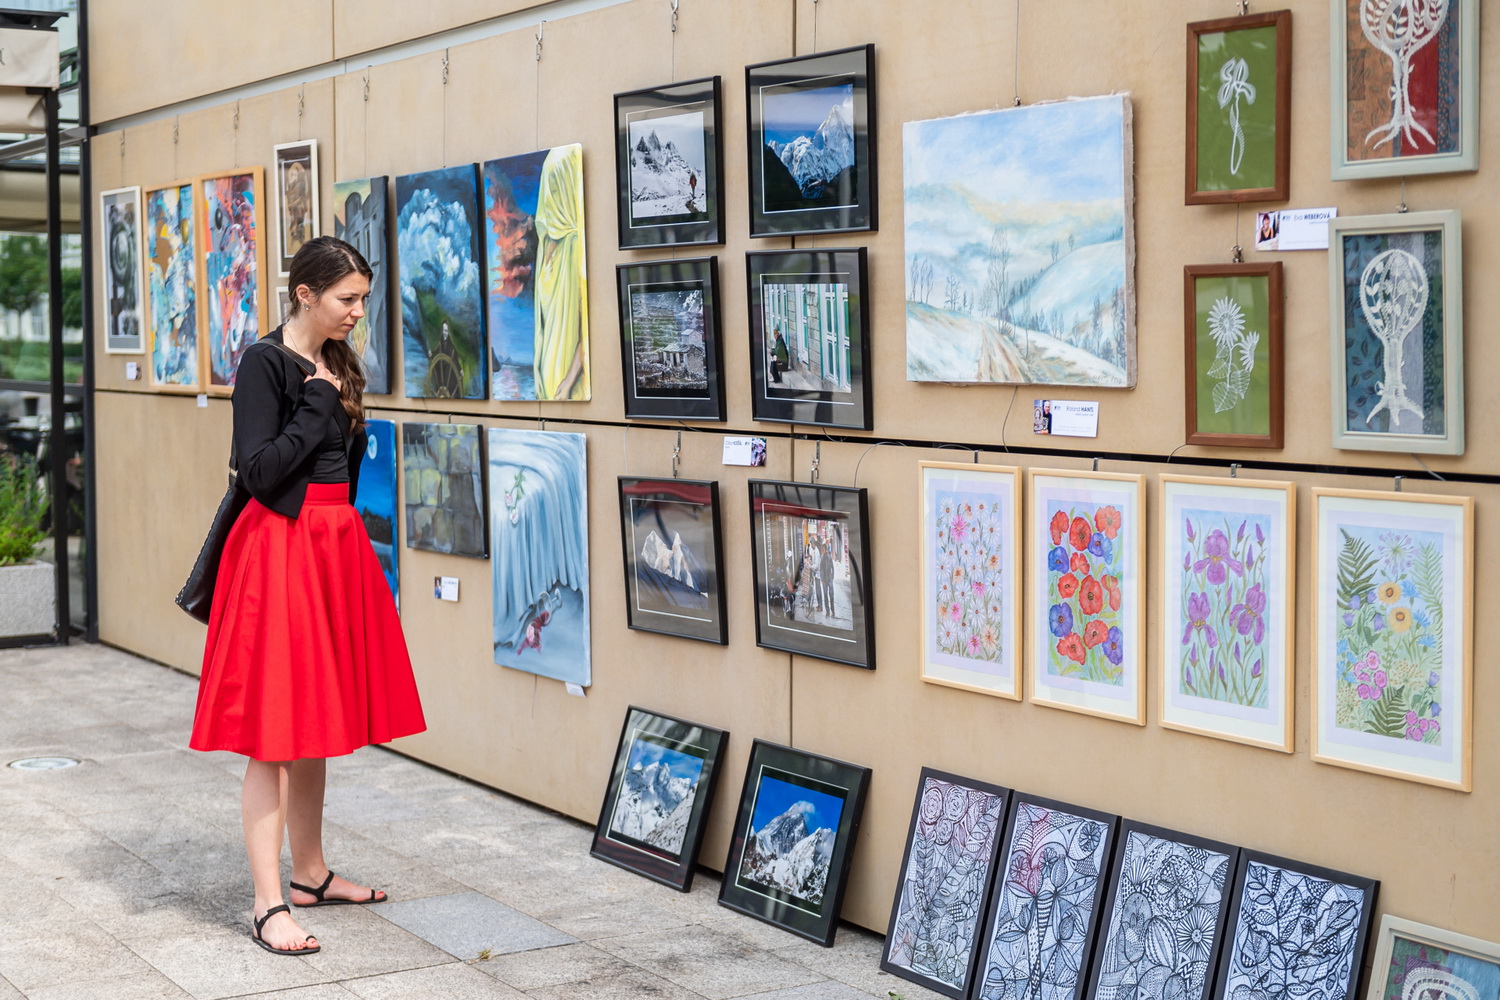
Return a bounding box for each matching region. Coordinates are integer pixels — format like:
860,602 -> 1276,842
614,77 -> 723,248
1183,261 -> 1283,449
1365,916 -> 1500,1000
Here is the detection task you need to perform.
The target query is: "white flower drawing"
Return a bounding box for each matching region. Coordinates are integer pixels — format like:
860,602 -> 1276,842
1217,57 -> 1257,176
1360,0 -> 1450,151
1205,297 -> 1260,414
1358,247 -> 1428,427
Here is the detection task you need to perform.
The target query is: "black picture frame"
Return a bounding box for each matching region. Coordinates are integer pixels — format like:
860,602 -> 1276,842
1088,820 -> 1240,1000
590,706 -> 728,892
618,477 -> 727,644
1212,850 -> 1379,1000
717,739 -> 871,946
615,76 -> 724,248
747,248 -> 871,430
745,44 -> 876,237
880,769 -> 1011,999
748,479 -> 874,669
617,257 -> 725,421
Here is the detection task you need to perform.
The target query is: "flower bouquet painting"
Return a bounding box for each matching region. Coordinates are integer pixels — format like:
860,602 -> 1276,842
1028,470 -> 1145,724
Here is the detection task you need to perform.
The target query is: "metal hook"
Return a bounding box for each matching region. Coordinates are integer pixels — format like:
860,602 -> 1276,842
362,68 -> 370,102
535,23 -> 544,61
810,441 -> 821,484
1092,457 -> 1100,472
539,416 -> 547,432
1237,0 -> 1248,13
670,0 -> 679,32
1393,475 -> 1403,492
172,119 -> 179,144
441,50 -> 450,84
232,101 -> 239,131
118,132 -> 125,156
672,430 -> 682,479
297,86 -> 304,117
973,450 -> 980,465
1231,243 -> 1244,264
1229,463 -> 1240,478
1398,179 -> 1408,213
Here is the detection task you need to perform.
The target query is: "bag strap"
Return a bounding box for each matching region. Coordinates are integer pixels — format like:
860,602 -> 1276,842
228,337 -> 320,475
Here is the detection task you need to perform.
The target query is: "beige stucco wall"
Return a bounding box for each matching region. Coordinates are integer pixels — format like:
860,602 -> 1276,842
90,0 -> 1500,943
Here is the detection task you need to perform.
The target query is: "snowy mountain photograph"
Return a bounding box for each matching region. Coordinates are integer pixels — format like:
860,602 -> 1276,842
903,95 -> 1136,388
627,109 -> 708,223
760,79 -> 858,211
736,772 -> 847,910
607,735 -> 706,857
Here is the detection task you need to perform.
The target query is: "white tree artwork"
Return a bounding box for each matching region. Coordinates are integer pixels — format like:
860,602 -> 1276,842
1206,296 -> 1260,413
1401,967 -> 1482,1000
1218,57 -> 1257,175
1360,0 -> 1450,150
1358,247 -> 1428,427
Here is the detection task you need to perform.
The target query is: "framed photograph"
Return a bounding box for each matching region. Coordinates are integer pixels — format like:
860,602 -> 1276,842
100,185 -> 146,354
1216,850 -> 1378,1000
1366,916 -> 1500,1000
618,477 -> 726,644
1311,488 -> 1472,790
749,480 -> 874,669
1027,469 -> 1146,724
195,167 -> 268,394
615,77 -> 722,248
1088,821 -> 1238,1000
355,419 -> 401,609
881,769 -> 1009,999
143,180 -> 200,392
1329,211 -> 1463,455
332,176 -> 391,394
1183,262 -> 1284,448
718,739 -> 870,947
1331,0 -> 1479,180
1160,475 -> 1295,753
1186,10 -> 1291,204
745,44 -> 876,237
971,794 -> 1118,1000
590,707 -> 728,892
273,139 -> 319,275
617,257 -> 724,421
747,248 -> 870,430
917,461 -> 1023,700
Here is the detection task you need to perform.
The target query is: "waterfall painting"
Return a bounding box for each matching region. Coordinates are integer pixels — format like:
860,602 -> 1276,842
1186,10 -> 1290,204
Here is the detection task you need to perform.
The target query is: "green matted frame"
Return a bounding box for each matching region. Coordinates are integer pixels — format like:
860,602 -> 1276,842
1183,261 -> 1283,448
1186,9 -> 1292,204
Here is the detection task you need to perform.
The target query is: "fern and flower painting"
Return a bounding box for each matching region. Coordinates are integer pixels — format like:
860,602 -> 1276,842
1184,263 -> 1282,448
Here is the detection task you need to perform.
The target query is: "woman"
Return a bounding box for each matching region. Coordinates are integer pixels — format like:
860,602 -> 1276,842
189,237 -> 427,955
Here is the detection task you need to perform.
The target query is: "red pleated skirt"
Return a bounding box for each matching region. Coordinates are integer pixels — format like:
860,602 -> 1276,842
190,483 -> 426,761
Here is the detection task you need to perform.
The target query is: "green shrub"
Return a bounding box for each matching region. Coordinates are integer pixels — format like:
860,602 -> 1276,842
0,454 -> 47,565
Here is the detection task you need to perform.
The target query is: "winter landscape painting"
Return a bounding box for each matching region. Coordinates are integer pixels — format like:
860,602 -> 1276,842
198,168 -> 266,391
904,95 -> 1135,388
144,181 -> 198,389
402,422 -> 485,558
617,258 -> 723,421
333,176 -> 390,394
618,477 -> 726,644
355,419 -> 400,609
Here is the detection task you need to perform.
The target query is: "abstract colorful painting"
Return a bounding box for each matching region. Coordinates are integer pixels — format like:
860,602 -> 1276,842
1312,489 -> 1472,790
143,180 -> 198,389
1368,916 -> 1500,1000
333,176 -> 390,394
395,165 -> 486,399
618,477 -> 726,644
1184,262 -> 1283,448
273,140 -> 319,275
402,422 -> 485,558
918,462 -> 1022,700
904,95 -> 1135,387
1186,11 -> 1290,203
488,428 -> 589,687
482,145 -> 589,401
1028,470 -> 1145,724
881,770 -> 1009,999
197,168 -> 267,391
1160,476 -> 1295,752
100,186 -> 145,353
354,419 -> 400,609
973,795 -> 1117,1000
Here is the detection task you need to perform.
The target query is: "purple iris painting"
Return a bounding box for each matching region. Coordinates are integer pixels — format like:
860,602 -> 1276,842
1178,510 -> 1270,708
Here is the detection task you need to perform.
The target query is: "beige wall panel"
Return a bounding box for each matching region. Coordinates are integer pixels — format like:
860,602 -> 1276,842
88,1 -> 334,122
332,0 -> 548,59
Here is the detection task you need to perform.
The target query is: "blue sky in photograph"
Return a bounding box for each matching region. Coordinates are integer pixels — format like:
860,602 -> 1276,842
762,81 -> 854,148
626,737 -> 705,782
749,773 -> 845,835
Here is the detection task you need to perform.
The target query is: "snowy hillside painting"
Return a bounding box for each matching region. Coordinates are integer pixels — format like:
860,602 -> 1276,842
737,771 -> 846,910
607,735 -> 706,856
903,95 -> 1136,388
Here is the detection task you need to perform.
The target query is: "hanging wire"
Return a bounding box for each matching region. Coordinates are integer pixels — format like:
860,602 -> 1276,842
534,25 -> 544,148
811,0 -> 819,52
670,0 -> 679,82
1012,0 -> 1023,105
1410,454 -> 1446,480
998,384 -> 1020,451
852,440 -> 907,488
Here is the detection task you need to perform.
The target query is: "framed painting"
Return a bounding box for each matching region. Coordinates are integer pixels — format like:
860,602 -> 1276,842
904,95 -> 1135,388
1366,916 -> 1500,1000
355,419 -> 401,610
618,476 -> 726,644
276,286 -> 291,324
1311,488 -> 1472,790
488,428 -> 590,687
749,480 -> 874,670
745,44 -> 876,237
1216,850 -> 1378,1000
1186,10 -> 1291,204
483,145 -> 589,402
332,176 -> 391,394
880,769 -> 1009,999
402,422 -> 486,558
196,167 -> 268,393
100,185 -> 145,353
917,461 -> 1023,700
1159,475 -> 1295,753
615,76 -> 723,248
1087,821 -> 1238,1000
1027,469 -> 1145,724
1331,0 -> 1479,179
972,794 -> 1118,1000
1329,211 -> 1463,455
395,165 -> 487,399
590,707 -> 728,892
718,739 -> 870,947
1183,262 -> 1283,448
617,257 -> 724,421
273,139 -> 319,275
747,248 -> 870,430
143,180 -> 199,391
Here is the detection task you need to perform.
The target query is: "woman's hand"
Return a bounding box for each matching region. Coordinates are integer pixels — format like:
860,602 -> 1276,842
308,362 -> 342,392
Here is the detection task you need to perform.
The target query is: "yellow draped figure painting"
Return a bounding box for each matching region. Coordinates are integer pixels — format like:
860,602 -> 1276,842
533,145 -> 589,400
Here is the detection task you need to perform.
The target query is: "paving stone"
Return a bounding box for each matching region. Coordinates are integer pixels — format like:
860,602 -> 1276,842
374,891 -> 577,960
0,973 -> 20,999
593,925 -> 823,999
737,983 -> 887,1000
58,723 -> 180,759
294,903 -> 453,980
0,917 -> 155,993
216,986 -> 359,1000
341,961 -> 528,999
524,968 -> 705,1000
473,941 -> 634,991
27,969 -> 193,1000
97,748 -> 237,788
774,928 -> 944,1000
532,890 -> 697,942
117,923 -> 325,1000
322,783 -> 432,827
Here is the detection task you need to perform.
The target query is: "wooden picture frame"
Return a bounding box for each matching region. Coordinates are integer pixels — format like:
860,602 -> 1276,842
1186,10 -> 1292,204
273,139 -> 320,275
618,476 -> 727,645
1365,915 -> 1500,1000
1184,262 -> 1283,449
614,76 -> 724,249
194,167 -> 268,395
142,178 -> 201,393
617,256 -> 725,422
99,185 -> 146,354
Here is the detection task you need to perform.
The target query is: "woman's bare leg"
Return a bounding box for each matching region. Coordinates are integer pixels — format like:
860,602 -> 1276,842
242,759 -> 316,950
286,758 -> 386,905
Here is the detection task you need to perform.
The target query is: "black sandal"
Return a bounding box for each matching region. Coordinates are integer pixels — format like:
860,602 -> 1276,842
289,869 -> 386,907
252,904 -> 320,955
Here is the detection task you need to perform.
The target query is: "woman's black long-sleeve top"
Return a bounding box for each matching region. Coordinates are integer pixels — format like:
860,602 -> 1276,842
232,327 -> 367,518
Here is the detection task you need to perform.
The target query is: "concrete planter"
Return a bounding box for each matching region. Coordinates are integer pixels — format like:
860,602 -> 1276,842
0,561 -> 55,638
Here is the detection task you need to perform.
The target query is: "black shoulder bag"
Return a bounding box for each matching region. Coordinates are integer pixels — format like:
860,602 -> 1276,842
175,341 -> 318,624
